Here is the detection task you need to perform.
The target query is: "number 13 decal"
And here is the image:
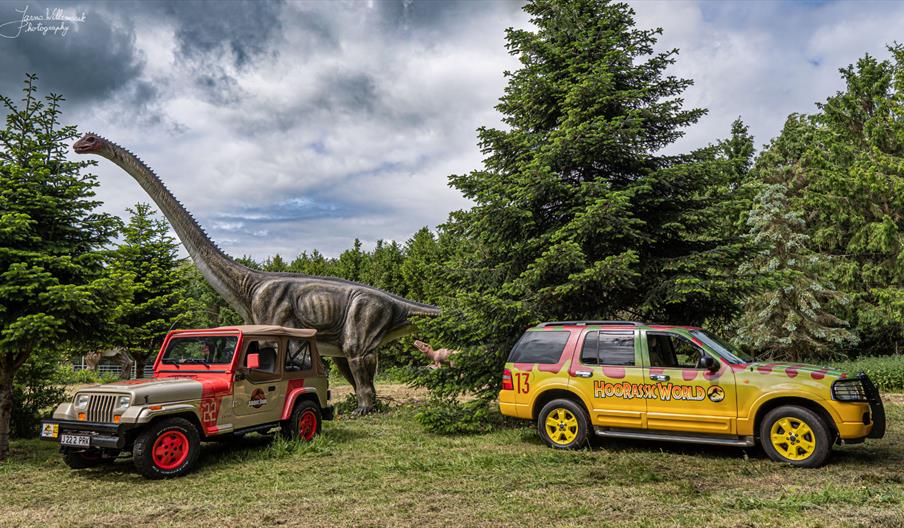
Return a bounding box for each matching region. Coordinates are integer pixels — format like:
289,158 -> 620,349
514,372 -> 530,394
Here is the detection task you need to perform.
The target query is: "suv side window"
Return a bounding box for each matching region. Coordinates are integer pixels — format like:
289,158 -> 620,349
285,339 -> 312,372
581,331 -> 634,366
508,331 -> 570,364
647,333 -> 705,369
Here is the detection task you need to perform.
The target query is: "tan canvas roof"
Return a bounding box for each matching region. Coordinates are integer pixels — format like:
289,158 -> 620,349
180,325 -> 317,338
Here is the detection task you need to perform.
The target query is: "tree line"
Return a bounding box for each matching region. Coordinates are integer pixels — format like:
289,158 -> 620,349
3,0 -> 904,455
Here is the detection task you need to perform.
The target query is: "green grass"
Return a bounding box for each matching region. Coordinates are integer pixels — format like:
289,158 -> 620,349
1,390 -> 902,528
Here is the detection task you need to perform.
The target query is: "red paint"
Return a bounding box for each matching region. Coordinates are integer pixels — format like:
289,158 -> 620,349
785,365 -> 803,378
298,409 -> 318,441
729,364 -> 746,372
280,378 -> 309,420
757,363 -> 775,374
649,367 -> 665,376
810,368 -> 829,380
682,370 -> 698,381
602,366 -> 626,379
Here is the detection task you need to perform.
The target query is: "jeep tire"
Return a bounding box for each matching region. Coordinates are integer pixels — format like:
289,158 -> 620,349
281,399 -> 322,441
538,398 -> 590,449
133,417 -> 201,479
760,405 -> 831,468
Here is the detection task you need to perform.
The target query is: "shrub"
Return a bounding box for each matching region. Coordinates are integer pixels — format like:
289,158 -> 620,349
415,397 -> 505,435
10,355 -> 68,438
63,368 -> 121,385
835,355 -> 904,392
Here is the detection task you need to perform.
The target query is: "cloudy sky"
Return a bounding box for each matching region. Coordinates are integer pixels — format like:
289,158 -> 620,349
2,0 -> 903,260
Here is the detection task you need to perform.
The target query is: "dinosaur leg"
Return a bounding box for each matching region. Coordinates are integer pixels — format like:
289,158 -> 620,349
341,297 -> 392,414
332,357 -> 357,390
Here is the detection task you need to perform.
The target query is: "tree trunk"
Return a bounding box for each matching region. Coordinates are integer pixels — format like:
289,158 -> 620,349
134,356 -> 147,379
0,367 -> 13,462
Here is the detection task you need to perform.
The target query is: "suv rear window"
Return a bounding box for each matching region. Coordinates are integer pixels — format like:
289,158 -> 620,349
508,331 -> 570,364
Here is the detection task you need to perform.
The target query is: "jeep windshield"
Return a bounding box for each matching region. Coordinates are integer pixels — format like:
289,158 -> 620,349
161,335 -> 238,365
689,330 -> 754,365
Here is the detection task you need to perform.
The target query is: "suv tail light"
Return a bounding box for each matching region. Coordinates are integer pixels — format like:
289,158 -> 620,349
501,369 -> 513,391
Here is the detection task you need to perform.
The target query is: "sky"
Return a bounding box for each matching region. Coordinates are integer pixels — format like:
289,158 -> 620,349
1,0 -> 903,260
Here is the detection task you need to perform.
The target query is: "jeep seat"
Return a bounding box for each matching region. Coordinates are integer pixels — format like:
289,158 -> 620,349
258,347 -> 277,372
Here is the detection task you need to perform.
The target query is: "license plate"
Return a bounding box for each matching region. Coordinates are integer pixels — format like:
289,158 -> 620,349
60,434 -> 91,447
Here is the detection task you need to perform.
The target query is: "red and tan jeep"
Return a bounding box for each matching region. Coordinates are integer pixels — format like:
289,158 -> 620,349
41,325 -> 332,478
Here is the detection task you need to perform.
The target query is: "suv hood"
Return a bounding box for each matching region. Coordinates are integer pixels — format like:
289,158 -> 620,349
744,361 -> 846,382
77,377 -> 209,405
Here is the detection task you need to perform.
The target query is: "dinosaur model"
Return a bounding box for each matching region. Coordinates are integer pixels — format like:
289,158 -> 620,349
84,347 -> 134,380
412,340 -> 457,368
73,132 -> 440,413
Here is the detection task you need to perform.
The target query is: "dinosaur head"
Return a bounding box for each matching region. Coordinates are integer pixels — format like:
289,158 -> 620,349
73,132 -> 111,156
413,340 -> 431,354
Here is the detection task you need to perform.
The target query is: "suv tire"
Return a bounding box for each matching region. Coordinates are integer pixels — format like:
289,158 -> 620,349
760,405 -> 831,468
281,399 -> 322,441
537,398 -> 589,449
133,417 -> 201,479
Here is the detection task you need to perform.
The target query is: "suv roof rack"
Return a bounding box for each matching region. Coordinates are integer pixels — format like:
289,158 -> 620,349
536,320 -> 643,327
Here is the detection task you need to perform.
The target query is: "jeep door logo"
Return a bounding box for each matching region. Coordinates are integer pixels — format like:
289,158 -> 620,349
707,385 -> 725,403
249,388 -> 267,408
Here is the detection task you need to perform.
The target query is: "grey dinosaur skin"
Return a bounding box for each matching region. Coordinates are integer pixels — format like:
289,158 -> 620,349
73,133 -> 440,413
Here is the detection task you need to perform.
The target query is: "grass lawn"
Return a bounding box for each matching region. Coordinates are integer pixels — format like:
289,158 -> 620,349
1,385 -> 902,528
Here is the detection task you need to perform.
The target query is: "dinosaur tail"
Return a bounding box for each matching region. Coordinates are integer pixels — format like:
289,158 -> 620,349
400,299 -> 441,317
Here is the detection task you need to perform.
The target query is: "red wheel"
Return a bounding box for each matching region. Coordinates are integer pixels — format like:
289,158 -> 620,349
151,430 -> 190,470
133,417 -> 201,479
282,399 -> 322,441
298,409 -> 318,441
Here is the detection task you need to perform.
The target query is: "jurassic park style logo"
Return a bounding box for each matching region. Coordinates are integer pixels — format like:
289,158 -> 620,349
594,381 -> 724,403
248,388 -> 267,409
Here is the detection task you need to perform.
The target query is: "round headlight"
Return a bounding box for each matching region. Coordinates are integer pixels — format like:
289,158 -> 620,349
75,394 -> 90,410
115,395 -> 131,410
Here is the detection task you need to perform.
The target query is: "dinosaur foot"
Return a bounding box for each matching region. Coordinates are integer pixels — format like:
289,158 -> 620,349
352,406 -> 376,416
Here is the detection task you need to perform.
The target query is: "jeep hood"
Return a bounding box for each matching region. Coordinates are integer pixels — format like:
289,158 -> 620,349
78,377 -> 205,405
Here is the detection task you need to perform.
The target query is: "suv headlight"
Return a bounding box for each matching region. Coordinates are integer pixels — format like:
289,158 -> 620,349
75,394 -> 90,410
114,395 -> 131,412
833,379 -> 867,401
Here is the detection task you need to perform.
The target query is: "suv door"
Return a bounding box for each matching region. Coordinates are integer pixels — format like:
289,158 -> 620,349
233,336 -> 286,428
568,329 -> 646,429
642,330 -> 737,434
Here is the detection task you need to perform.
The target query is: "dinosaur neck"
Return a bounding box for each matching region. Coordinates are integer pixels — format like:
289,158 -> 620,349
101,142 -> 255,321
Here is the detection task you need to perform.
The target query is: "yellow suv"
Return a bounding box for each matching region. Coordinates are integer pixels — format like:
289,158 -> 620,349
499,321 -> 885,467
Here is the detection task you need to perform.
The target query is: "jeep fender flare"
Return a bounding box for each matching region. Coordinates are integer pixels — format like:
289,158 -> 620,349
136,403 -> 200,425
740,390 -> 839,437
280,387 -> 321,420
530,383 -> 587,420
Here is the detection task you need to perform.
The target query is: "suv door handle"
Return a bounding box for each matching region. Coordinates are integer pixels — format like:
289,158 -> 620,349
650,374 -> 670,382
575,370 -> 593,378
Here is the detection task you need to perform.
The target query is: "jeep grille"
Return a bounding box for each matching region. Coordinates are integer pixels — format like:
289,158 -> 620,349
87,394 -> 118,423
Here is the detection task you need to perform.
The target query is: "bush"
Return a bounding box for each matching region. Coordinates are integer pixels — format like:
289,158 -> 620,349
60,368 -> 122,385
835,355 -> 904,392
10,355 -> 68,438
415,397 -> 505,435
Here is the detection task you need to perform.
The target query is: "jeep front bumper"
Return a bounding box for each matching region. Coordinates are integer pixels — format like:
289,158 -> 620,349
39,419 -> 130,449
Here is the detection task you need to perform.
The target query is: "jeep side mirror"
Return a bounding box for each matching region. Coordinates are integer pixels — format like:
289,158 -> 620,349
700,355 -> 719,372
246,353 -> 260,370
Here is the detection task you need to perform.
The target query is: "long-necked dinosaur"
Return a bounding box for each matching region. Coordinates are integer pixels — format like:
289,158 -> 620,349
73,132 -> 440,413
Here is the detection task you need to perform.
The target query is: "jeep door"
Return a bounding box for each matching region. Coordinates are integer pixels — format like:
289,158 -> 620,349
233,336 -> 286,428
641,330 -> 737,435
568,329 -> 647,429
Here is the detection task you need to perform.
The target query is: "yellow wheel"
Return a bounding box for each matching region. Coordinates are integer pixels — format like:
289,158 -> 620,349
760,406 -> 831,467
538,399 -> 588,449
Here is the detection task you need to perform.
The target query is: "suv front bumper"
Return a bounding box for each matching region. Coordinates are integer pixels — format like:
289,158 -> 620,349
860,373 -> 886,439
39,419 -> 131,449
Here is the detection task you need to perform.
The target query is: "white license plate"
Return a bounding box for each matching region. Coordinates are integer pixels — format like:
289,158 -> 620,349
60,434 -> 91,447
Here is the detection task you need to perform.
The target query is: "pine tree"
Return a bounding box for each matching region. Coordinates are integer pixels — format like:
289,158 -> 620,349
0,75 -> 123,459
803,46 -> 904,355
335,239 -> 365,281
109,203 -> 194,377
735,115 -> 858,360
413,0 -> 751,400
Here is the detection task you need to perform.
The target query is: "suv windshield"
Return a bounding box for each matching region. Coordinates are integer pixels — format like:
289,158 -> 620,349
689,330 -> 753,364
161,335 -> 239,365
